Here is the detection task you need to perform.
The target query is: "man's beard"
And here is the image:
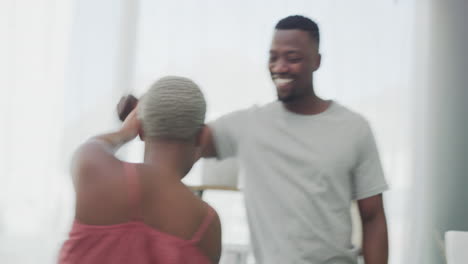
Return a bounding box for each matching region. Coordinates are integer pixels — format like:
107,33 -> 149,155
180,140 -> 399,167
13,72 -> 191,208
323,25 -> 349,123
277,92 -> 298,103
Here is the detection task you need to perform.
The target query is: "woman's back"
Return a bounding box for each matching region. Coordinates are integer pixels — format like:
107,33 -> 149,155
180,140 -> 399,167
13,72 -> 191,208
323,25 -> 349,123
59,161 -> 221,264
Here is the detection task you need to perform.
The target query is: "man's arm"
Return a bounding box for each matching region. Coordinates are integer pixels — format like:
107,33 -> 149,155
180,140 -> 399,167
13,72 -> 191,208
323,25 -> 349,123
358,194 -> 388,264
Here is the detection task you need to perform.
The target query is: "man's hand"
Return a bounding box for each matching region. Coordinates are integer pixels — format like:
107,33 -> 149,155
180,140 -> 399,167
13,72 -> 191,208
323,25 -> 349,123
117,94 -> 138,121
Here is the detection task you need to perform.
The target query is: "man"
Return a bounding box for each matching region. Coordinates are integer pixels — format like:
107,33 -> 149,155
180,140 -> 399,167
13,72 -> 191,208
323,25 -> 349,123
120,15 -> 388,264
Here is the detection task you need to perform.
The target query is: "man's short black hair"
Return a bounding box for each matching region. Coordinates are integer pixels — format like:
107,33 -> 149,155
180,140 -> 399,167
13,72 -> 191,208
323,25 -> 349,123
275,15 -> 320,45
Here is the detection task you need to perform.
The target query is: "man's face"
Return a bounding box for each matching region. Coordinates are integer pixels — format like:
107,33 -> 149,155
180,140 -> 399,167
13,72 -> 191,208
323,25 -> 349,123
269,29 -> 321,102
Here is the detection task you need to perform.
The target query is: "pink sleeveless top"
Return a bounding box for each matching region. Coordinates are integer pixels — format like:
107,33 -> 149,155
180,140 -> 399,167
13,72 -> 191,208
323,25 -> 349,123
58,163 -> 216,264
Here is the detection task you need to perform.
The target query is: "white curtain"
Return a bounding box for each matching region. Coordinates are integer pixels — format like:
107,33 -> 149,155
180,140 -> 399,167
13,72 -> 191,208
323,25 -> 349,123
0,0 -> 138,262
0,0 -> 417,263
0,0 -> 74,263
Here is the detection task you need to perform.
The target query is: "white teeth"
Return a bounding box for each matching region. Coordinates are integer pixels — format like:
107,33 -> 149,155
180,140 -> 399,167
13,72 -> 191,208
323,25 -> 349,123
274,78 -> 293,85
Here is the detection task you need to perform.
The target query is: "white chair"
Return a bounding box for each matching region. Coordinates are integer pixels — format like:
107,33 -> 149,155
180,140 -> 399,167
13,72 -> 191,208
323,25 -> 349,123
445,231 -> 468,264
189,157 -> 241,197
189,158 -> 250,264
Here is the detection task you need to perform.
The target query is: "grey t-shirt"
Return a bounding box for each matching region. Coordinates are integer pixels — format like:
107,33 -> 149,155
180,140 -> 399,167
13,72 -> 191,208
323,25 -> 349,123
209,101 -> 388,264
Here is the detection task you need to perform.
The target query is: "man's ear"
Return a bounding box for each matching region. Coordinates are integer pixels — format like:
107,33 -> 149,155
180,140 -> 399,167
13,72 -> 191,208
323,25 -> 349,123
313,53 -> 321,71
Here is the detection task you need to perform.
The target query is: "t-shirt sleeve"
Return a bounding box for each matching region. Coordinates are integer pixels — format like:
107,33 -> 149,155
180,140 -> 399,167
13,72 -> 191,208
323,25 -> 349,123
351,120 -> 389,200
208,109 -> 249,160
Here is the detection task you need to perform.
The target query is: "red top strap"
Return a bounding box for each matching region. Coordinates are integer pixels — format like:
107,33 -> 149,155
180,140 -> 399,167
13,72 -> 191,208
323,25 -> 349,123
191,206 -> 216,243
123,163 -> 142,220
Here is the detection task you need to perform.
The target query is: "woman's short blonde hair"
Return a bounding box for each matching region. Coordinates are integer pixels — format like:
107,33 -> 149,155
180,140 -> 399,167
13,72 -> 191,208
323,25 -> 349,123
138,76 -> 206,141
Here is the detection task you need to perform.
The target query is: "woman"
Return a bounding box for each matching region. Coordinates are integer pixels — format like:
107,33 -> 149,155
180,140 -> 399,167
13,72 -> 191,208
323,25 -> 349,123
59,76 -> 222,263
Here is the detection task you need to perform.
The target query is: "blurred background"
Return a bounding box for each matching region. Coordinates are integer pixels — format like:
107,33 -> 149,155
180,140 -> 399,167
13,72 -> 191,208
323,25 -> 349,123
0,0 -> 467,263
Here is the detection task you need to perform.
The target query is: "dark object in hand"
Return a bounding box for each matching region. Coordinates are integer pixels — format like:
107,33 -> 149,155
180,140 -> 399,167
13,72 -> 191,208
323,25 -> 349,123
117,95 -> 138,121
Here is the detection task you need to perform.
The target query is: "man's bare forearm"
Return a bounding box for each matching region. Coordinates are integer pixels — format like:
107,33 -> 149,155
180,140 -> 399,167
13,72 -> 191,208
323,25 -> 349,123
362,212 -> 388,264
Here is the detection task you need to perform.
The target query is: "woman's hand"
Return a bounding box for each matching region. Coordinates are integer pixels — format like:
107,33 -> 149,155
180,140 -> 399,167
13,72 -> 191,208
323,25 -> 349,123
120,107 -> 141,142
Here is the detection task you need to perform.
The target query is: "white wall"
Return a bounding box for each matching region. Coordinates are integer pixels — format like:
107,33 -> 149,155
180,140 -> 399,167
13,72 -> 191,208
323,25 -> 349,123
410,0 -> 468,263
